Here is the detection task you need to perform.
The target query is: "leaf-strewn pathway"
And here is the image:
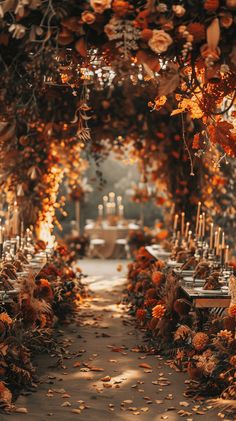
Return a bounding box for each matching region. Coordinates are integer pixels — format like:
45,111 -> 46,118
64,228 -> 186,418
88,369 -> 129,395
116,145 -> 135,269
4,260 -> 219,421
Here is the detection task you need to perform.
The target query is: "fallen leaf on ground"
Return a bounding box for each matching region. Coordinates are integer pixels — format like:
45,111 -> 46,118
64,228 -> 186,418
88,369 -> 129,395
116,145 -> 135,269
88,366 -> 104,372
73,362 -> 81,368
139,363 -> 152,369
101,376 -> 111,382
15,408 -> 28,414
61,401 -> 71,407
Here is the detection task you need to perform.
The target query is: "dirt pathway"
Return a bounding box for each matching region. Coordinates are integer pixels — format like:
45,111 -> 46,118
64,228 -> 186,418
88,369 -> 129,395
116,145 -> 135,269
3,259 -> 219,421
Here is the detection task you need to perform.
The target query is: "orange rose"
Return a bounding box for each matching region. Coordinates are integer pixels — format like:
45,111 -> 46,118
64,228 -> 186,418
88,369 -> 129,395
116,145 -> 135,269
90,0 -> 112,13
187,23 -> 205,42
81,11 -> 96,24
148,30 -> 173,54
112,1 -> 131,17
220,12 -> 233,28
228,304 -> 236,317
204,0 -> 219,11
226,0 -> 236,8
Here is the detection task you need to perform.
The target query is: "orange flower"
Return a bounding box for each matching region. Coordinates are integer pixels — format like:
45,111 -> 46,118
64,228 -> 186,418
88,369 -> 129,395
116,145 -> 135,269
112,1 -> 132,17
144,298 -> 158,308
228,304 -> 236,317
81,11 -> 96,25
155,260 -> 165,270
220,12 -> 233,28
152,271 -> 163,286
204,0 -> 219,11
187,23 -> 205,42
146,288 -> 157,298
229,355 -> 236,366
136,309 -> 147,322
141,29 -> 153,41
156,230 -> 168,241
216,329 -> 233,343
0,312 -> 12,325
152,304 -> 166,319
192,332 -> 209,351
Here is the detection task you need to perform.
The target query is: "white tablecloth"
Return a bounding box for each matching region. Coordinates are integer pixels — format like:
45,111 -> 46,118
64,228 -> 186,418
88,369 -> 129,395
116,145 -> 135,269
85,222 -> 139,258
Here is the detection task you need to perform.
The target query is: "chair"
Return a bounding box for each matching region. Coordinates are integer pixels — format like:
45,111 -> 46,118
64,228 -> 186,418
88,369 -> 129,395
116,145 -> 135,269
115,238 -> 131,259
88,238 -> 105,258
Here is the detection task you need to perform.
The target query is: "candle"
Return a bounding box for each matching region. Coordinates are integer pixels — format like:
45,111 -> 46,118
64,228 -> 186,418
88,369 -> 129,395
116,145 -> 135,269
225,245 -> 229,265
221,231 -> 225,249
98,204 -> 103,217
118,205 -> 124,218
195,201 -> 201,234
209,222 -> 214,249
185,222 -> 190,239
181,212 -> 185,237
202,212 -> 206,238
173,214 -> 178,232
117,196 -> 122,206
198,215 -> 203,239
215,230 -> 221,256
109,192 -> 115,202
214,231 -> 218,251
217,227 -> 221,249
20,220 -> 24,237
16,235 -> 20,250
103,195 -> 108,206
187,230 -> 192,246
111,202 -> 116,215
12,201 -> 19,236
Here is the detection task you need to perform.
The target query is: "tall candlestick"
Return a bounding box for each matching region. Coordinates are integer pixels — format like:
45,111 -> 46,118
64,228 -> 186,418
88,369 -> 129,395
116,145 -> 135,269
12,201 -> 19,236
185,222 -> 190,239
187,230 -> 192,246
209,222 -> 214,249
225,245 -> 229,265
215,231 -> 219,256
117,196 -> 122,206
198,215 -> 203,239
20,220 -> 24,237
111,202 -> 116,215
221,231 -> 225,249
109,192 -> 115,202
103,195 -> 108,207
118,204 -> 124,218
181,212 -> 185,237
98,204 -> 103,217
202,212 -> 206,238
195,201 -> 201,234
173,214 -> 178,232
217,227 -> 221,249
16,235 -> 20,250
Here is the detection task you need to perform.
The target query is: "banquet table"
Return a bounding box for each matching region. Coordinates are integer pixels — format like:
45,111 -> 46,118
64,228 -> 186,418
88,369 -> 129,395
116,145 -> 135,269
181,285 -> 231,308
84,221 -> 139,259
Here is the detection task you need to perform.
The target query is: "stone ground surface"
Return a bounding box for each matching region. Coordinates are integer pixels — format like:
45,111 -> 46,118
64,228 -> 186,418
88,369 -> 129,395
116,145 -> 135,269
3,259 -> 222,421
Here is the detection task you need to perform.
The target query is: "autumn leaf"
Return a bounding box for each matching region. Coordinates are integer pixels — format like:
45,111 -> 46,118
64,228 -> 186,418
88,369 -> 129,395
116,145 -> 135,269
208,121 -> 236,156
139,363 -> 152,369
192,133 -> 200,149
